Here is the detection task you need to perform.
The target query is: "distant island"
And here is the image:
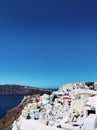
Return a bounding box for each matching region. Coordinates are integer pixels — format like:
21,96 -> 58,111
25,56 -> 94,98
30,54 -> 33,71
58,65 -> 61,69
0,84 -> 52,95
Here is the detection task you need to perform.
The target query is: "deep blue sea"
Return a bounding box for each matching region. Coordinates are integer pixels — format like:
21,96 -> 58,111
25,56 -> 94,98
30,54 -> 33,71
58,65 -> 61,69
0,94 -> 25,119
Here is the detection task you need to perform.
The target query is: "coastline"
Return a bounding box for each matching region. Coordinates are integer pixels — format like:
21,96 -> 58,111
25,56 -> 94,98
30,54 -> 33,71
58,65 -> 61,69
0,95 -> 34,130
0,95 -> 25,130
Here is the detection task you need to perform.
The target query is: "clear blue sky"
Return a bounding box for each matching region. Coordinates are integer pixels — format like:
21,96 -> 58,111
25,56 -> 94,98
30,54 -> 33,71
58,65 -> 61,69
0,0 -> 97,88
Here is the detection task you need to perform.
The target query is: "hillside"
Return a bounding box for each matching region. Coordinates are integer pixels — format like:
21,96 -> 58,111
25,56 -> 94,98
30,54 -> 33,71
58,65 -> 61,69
0,84 -> 52,95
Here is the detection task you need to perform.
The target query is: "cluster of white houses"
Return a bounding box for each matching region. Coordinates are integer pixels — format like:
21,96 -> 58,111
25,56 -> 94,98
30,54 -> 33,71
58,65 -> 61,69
12,82 -> 97,130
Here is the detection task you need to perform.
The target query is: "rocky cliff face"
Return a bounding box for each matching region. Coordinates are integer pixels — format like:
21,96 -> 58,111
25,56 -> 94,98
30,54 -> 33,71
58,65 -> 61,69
0,103 -> 23,130
0,95 -> 35,130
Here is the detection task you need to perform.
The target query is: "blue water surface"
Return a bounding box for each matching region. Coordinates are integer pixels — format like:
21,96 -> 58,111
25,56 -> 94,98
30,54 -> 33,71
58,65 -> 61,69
0,94 -> 25,118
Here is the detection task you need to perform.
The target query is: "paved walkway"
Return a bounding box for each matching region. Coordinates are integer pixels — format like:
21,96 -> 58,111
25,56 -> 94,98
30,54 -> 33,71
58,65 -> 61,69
20,119 -> 63,130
